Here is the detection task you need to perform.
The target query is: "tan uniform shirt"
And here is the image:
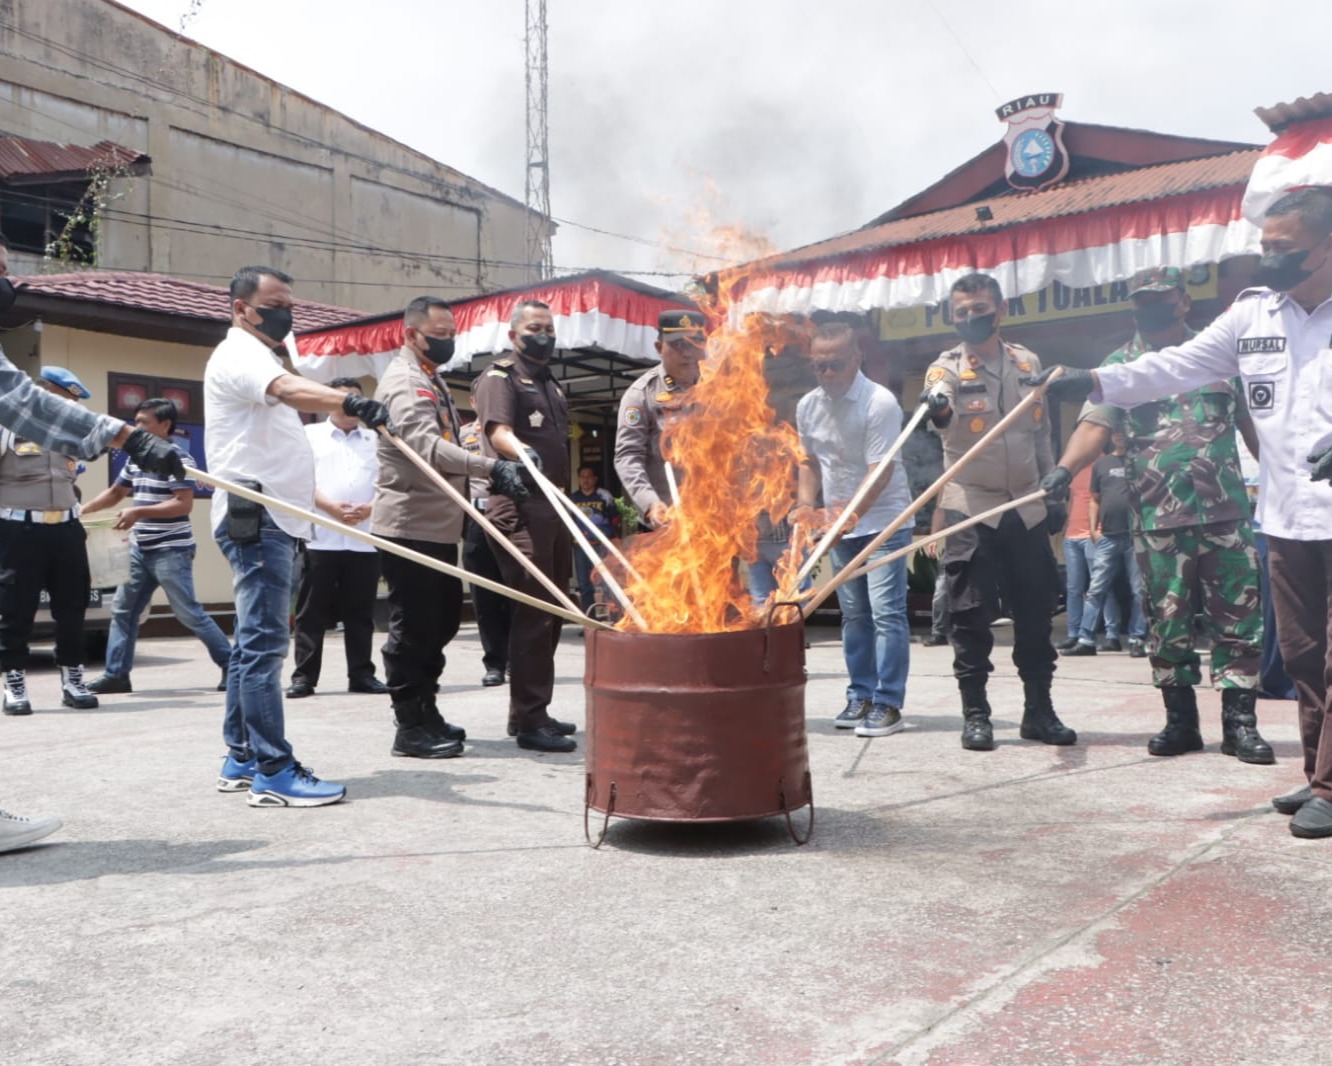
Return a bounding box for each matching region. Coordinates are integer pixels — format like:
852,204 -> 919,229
926,340 -> 1053,530
370,348 -> 493,545
613,364 -> 689,516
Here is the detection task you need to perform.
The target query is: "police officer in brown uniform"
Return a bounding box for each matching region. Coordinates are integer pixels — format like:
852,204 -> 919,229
614,309 -> 705,528
922,272 -> 1075,751
372,295 -> 527,758
472,299 -> 578,753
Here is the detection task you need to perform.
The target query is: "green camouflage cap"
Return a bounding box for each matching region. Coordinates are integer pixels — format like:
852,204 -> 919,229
1128,267 -> 1186,295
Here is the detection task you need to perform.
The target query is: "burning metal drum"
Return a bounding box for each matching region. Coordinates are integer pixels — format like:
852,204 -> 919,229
583,619 -> 813,845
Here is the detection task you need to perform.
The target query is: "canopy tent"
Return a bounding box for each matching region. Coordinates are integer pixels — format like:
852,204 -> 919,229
294,270 -> 693,404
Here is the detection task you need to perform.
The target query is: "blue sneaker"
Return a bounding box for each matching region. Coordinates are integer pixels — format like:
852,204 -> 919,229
247,762 -> 346,808
217,754 -> 257,793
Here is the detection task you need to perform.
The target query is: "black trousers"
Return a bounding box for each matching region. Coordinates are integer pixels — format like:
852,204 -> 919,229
378,538 -> 461,725
943,509 -> 1058,687
485,499 -> 571,733
464,516 -> 510,673
291,547 -> 381,686
0,518 -> 90,669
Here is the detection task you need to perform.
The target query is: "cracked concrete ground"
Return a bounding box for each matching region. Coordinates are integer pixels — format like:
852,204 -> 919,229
2,624 -> 1327,1065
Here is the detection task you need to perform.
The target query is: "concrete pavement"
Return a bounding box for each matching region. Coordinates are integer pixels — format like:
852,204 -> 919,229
2,625 -> 1328,1065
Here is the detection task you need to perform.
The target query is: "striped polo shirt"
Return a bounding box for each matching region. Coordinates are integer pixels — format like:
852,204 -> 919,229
114,441 -> 198,550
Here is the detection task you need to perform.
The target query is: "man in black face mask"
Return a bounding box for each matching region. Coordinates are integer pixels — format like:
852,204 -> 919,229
369,296 -> 527,758
1030,187 -> 1332,838
920,272 -> 1075,753
472,299 -> 578,753
1039,268 -> 1269,767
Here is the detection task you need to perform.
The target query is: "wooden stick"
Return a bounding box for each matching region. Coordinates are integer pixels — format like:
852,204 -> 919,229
512,448 -> 649,631
793,401 -> 930,588
189,467 -> 613,631
548,479 -> 644,584
664,462 -> 708,615
841,490 -> 1046,583
801,367 -> 1063,618
376,427 -> 583,616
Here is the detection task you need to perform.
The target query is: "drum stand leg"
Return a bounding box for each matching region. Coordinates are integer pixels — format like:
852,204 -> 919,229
584,776 -> 616,849
779,771 -> 814,845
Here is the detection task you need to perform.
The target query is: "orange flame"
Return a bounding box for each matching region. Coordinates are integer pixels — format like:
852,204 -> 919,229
615,280 -> 813,634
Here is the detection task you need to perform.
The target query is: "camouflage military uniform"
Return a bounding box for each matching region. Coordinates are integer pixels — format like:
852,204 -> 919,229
1081,328 -> 1261,691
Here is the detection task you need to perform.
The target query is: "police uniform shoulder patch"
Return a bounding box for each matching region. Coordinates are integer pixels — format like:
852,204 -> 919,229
624,406 -> 644,427
924,366 -> 947,387
486,369 -> 508,378
415,388 -> 437,401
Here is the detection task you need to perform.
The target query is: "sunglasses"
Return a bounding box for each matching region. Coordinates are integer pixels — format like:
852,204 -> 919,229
812,359 -> 848,374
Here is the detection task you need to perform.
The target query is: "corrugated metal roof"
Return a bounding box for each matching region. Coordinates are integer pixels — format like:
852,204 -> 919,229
15,271 -> 360,331
1254,93 -> 1332,133
754,149 -> 1261,271
0,137 -> 151,183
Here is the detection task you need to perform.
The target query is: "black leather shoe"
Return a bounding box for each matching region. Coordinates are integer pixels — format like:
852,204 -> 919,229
392,725 -> 463,759
921,634 -> 950,647
1098,637 -> 1123,652
1063,642 -> 1096,656
481,669 -> 505,687
87,674 -> 132,695
1056,637 -> 1080,651
507,716 -> 576,737
516,725 -> 577,753
1273,785 -> 1314,815
436,720 -> 467,742
217,671 -> 228,692
1290,796 -> 1332,838
349,676 -> 389,695
961,713 -> 995,751
286,680 -> 315,699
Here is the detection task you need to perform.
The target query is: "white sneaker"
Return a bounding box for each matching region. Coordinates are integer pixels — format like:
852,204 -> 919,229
3,669 -> 31,715
60,665 -> 99,709
0,808 -> 62,853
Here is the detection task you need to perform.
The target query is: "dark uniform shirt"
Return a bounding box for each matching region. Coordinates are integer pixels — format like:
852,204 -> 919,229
473,353 -> 570,492
1080,329 -> 1250,533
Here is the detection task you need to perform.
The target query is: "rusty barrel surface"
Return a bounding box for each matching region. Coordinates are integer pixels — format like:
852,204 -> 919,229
584,621 -> 810,822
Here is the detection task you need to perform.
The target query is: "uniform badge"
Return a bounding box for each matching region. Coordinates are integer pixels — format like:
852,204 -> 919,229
655,392 -> 673,403
486,369 -> 507,378
965,399 -> 987,412
415,388 -> 436,401
969,416 -> 986,433
1248,380 -> 1275,410
959,369 -> 978,381
66,458 -> 77,473
529,411 -> 545,428
967,355 -> 981,368
14,441 -> 40,456
924,367 -> 946,387
1032,407 -> 1044,423
520,378 -> 534,385
1017,362 -> 1032,373
624,406 -> 643,427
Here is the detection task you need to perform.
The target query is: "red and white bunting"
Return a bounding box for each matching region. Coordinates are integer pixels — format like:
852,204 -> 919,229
1242,115 -> 1332,223
734,187 -> 1259,317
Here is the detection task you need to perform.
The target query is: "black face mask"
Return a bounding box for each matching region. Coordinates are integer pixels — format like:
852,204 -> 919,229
1133,302 -> 1180,335
249,304 -> 293,344
419,335 -> 455,365
0,278 -> 15,314
955,312 -> 997,346
520,332 -> 557,362
1252,248 -> 1318,293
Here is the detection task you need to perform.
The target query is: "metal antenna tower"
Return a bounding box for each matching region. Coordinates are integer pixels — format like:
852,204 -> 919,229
524,0 -> 553,281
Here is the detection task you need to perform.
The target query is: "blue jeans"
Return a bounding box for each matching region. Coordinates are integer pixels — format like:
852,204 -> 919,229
747,539 -> 793,604
216,514 -> 296,774
104,544 -> 232,679
829,529 -> 912,708
573,541 -> 609,613
1079,532 -> 1146,642
1063,537 -> 1094,640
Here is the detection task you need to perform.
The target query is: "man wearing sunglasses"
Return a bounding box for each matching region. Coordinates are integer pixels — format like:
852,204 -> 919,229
615,309 -> 706,530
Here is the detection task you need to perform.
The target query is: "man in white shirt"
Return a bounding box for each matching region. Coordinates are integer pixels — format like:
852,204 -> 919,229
205,265 -> 391,809
796,321 -> 913,739
1032,187 -> 1332,838
286,377 -> 387,700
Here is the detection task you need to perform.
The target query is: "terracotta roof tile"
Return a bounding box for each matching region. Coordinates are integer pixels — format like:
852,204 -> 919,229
756,149 -> 1262,270
14,270 -> 362,331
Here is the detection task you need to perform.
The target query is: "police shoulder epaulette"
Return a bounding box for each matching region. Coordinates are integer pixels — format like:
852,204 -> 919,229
1232,287 -> 1268,303
486,369 -> 508,378
494,358 -> 515,368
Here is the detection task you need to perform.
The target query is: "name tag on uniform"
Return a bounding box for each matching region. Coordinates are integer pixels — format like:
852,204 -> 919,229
1237,337 -> 1286,354
957,382 -> 987,394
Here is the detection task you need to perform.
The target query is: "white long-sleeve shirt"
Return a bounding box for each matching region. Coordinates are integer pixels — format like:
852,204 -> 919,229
1094,286 -> 1332,541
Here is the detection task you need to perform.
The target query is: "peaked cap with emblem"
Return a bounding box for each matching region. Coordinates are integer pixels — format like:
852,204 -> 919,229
658,308 -> 706,345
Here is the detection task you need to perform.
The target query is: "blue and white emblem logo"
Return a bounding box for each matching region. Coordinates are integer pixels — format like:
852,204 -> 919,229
996,94 -> 1070,191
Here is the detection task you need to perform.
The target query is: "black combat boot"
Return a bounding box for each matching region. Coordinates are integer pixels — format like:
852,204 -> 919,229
1147,686 -> 1204,756
392,698 -> 463,759
1019,680 -> 1077,745
1220,688 -> 1275,765
959,681 -> 995,751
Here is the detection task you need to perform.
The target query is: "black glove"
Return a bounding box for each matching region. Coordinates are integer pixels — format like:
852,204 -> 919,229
1022,365 -> 1096,402
1309,445 -> 1332,483
123,427 -> 186,479
489,459 -> 530,501
921,389 -> 951,414
1044,502 -> 1068,536
522,446 -> 543,473
342,392 -> 394,433
1040,465 -> 1073,504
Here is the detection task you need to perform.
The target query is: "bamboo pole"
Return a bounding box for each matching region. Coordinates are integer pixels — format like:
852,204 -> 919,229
549,480 -> 644,584
375,427 -> 583,616
841,490 -> 1046,583
189,467 -> 613,631
664,462 -> 708,616
801,367 -> 1063,618
511,448 -> 649,631
792,401 -> 930,588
